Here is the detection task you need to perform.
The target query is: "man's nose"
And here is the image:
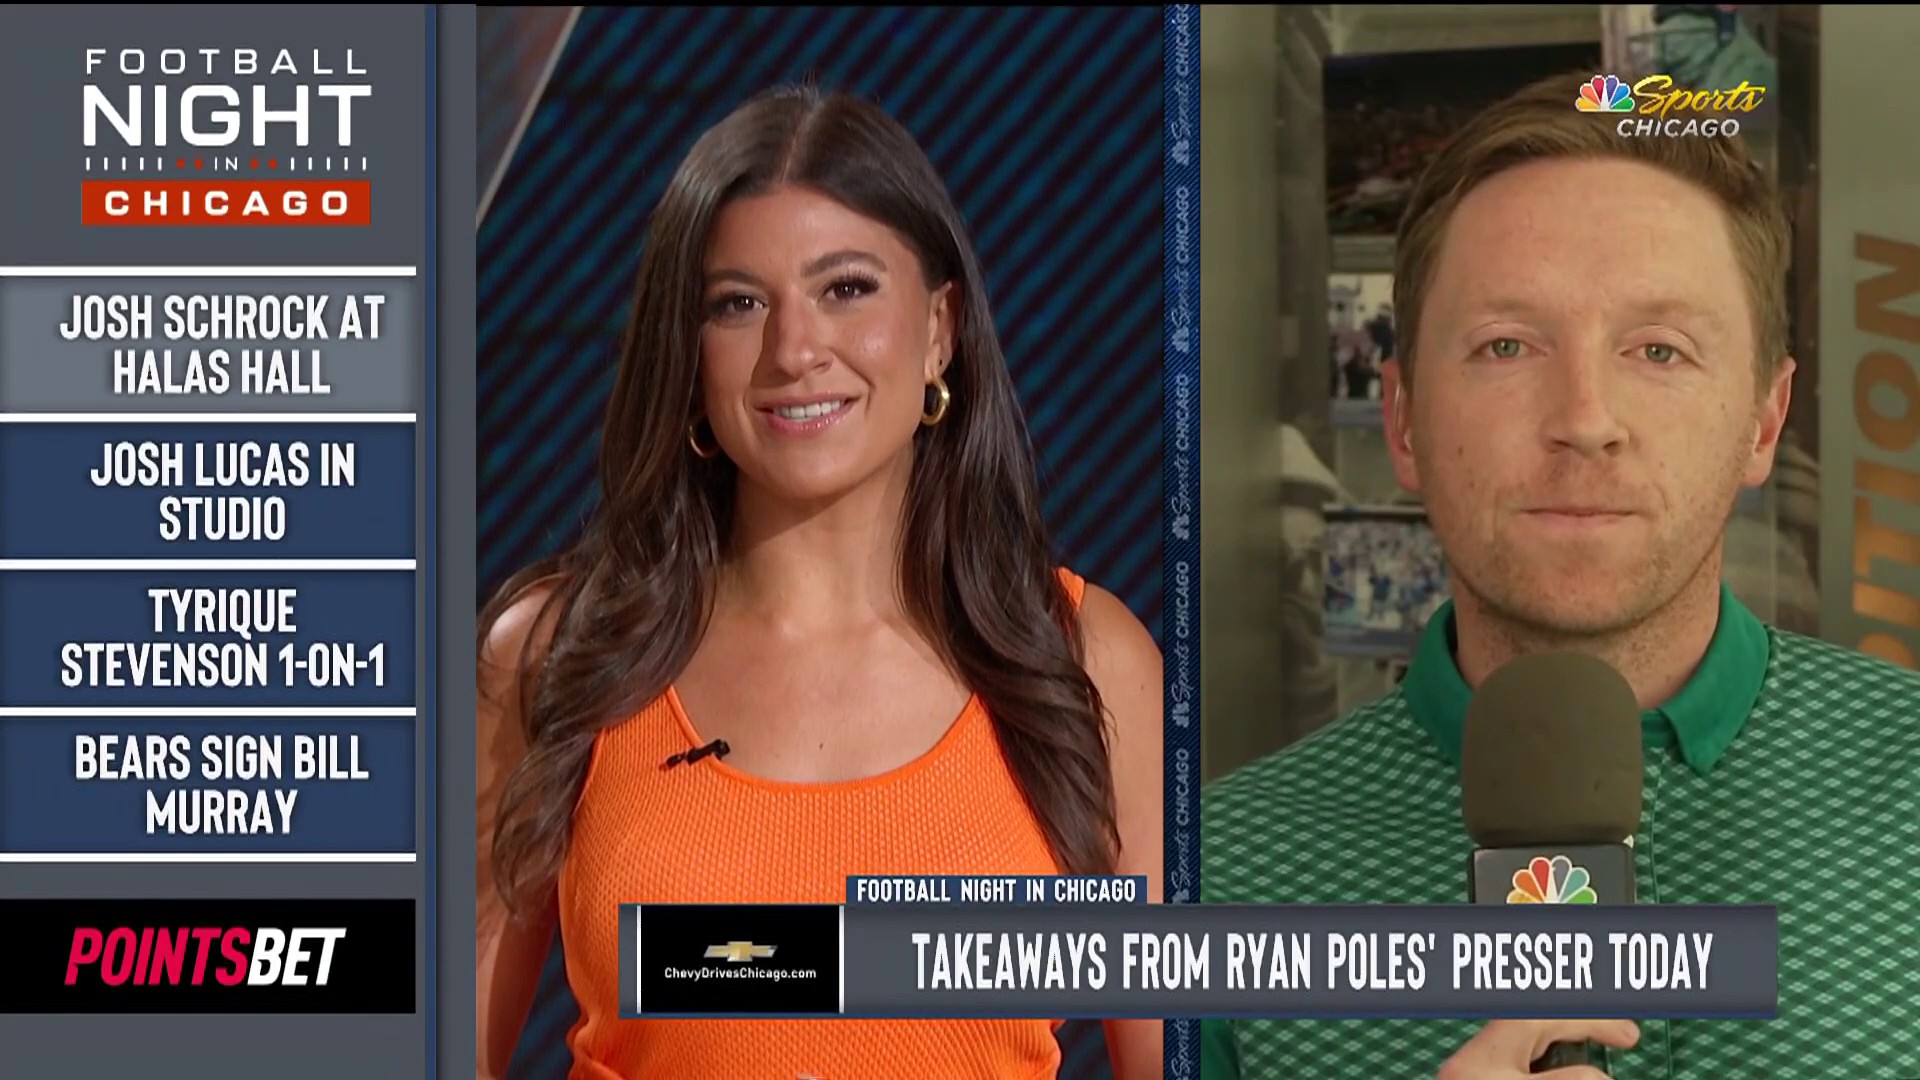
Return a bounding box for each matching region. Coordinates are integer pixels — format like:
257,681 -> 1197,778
1540,349 -> 1629,457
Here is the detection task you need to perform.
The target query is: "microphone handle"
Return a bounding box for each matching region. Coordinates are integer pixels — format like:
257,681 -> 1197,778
1531,1040 -> 1590,1073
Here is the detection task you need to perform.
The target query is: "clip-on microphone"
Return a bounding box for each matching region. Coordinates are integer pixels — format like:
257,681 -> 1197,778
662,739 -> 731,769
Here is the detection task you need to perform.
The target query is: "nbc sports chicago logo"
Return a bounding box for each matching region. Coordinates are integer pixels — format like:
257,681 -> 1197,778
1575,73 -> 1765,139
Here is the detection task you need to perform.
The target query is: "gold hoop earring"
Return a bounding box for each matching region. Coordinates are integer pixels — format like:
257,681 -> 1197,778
687,416 -> 721,460
921,376 -> 951,427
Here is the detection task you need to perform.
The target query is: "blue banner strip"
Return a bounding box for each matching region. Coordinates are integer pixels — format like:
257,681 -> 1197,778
1162,5 -> 1201,1078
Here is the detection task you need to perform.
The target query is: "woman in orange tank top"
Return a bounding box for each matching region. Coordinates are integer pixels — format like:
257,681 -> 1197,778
477,84 -> 1164,1080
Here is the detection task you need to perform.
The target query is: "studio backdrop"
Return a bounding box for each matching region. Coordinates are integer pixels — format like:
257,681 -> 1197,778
475,7 -> 1167,1078
477,5 -> 1166,639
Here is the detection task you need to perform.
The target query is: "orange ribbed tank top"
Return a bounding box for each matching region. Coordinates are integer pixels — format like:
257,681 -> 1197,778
557,570 -> 1085,1079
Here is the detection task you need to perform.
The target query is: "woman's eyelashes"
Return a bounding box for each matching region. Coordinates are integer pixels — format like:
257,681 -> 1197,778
706,274 -> 880,323
825,273 -> 880,303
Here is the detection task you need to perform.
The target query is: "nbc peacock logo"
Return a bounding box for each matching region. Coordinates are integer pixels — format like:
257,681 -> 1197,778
1507,855 -> 1597,904
1576,75 -> 1635,113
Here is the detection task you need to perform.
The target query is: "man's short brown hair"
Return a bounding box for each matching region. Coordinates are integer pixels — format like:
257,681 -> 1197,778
1391,70 -> 1791,388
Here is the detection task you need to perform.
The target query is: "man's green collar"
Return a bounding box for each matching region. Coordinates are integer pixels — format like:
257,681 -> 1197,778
1402,585 -> 1771,777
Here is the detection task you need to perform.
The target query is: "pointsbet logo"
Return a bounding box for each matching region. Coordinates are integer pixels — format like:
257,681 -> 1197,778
0,898 -> 411,1013
1576,72 -> 1766,138
1507,855 -> 1598,905
67,924 -> 345,987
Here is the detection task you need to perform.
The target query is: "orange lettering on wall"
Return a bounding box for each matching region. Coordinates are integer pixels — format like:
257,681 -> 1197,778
1850,233 -> 1920,669
1855,234 -> 1920,345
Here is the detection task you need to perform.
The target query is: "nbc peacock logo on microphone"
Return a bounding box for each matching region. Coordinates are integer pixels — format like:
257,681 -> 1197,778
1506,855 -> 1598,904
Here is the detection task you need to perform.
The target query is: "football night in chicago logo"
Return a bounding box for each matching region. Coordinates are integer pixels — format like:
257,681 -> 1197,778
80,47 -> 374,226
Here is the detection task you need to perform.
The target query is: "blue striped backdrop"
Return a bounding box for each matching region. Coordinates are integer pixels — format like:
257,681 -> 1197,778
479,5 -> 1165,637
478,7 -> 1165,1079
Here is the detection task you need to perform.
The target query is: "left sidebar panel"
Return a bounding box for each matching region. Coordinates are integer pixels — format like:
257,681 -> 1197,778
0,7 -> 433,1078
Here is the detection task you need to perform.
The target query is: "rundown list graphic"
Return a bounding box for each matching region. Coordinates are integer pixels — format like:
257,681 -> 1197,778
0,4 -> 432,1076
0,8 -> 425,860
619,879 -> 1778,1020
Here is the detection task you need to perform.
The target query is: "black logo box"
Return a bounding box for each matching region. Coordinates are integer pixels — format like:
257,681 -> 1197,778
634,904 -> 840,1017
0,899 -> 413,1013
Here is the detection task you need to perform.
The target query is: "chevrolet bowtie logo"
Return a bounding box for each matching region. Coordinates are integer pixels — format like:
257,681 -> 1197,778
706,941 -> 777,963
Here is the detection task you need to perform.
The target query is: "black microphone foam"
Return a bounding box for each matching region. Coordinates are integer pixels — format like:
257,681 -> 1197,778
1461,651 -> 1643,848
1460,652 -> 1645,1074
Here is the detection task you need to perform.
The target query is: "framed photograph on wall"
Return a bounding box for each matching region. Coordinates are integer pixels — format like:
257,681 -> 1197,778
1602,5 -> 1779,89
1324,40 -> 1602,237
1328,271 -> 1395,428
1323,504 -> 1450,658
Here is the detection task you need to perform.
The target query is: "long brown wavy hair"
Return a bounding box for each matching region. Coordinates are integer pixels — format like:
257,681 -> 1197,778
481,85 -> 1118,916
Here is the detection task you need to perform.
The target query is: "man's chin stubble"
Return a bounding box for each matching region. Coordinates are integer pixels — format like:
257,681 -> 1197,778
1462,559 -> 1673,645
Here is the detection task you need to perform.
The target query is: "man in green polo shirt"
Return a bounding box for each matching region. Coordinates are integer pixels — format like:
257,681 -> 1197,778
1201,72 -> 1920,1079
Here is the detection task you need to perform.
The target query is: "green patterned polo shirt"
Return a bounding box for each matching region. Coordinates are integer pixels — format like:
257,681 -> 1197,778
1201,586 -> 1920,1079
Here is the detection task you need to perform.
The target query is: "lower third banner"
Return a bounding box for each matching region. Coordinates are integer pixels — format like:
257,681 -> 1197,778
619,900 -> 1777,1021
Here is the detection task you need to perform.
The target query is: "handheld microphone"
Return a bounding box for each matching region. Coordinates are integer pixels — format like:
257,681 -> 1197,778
1460,652 -> 1643,1073
662,739 -> 730,770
